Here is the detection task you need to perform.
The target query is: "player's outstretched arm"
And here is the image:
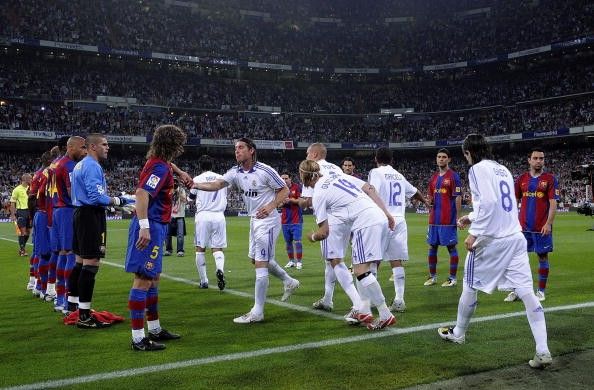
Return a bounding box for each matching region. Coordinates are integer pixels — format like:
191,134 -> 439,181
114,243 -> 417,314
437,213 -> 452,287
195,179 -> 228,192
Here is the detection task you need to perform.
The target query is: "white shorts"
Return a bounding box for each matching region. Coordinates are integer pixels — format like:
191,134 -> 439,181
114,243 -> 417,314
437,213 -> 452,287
321,222 -> 351,261
464,232 -> 533,294
351,221 -> 388,265
248,214 -> 280,262
383,218 -> 408,261
194,211 -> 227,249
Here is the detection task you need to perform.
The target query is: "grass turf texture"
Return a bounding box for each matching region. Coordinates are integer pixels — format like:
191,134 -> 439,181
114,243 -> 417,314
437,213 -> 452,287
1,212 -> 593,389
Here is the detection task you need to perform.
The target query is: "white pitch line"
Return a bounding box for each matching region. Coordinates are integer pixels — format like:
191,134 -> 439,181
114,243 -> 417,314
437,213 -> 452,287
4,301 -> 594,390
0,236 -> 343,321
102,259 -> 343,320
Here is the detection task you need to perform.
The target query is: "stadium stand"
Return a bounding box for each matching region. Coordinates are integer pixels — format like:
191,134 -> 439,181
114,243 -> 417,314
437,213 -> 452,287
1,0 -> 592,67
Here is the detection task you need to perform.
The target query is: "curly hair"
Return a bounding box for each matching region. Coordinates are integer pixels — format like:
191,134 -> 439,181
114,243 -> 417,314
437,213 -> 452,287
298,159 -> 322,187
147,125 -> 187,161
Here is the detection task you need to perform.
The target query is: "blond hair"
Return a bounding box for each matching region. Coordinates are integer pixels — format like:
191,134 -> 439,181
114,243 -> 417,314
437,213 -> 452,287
298,160 -> 322,187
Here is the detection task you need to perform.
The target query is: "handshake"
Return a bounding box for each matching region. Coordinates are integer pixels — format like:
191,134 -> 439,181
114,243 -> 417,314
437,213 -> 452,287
110,194 -> 136,214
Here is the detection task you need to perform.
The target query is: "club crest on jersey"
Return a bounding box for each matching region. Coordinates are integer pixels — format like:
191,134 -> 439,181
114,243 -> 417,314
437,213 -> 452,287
145,261 -> 154,271
443,179 -> 450,186
146,174 -> 161,189
252,180 -> 257,187
539,181 -> 548,189
96,184 -> 105,194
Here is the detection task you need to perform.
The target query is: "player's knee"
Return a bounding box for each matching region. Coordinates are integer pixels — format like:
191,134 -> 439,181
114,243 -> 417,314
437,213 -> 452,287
82,264 -> 99,274
515,287 -> 535,301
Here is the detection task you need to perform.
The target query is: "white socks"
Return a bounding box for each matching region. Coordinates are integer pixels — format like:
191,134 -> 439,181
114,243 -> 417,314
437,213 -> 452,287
454,286 -> 478,338
132,329 -> 145,343
392,266 -> 405,301
268,259 -> 292,283
322,262 -> 336,305
334,262 -> 362,310
359,272 -> 391,320
253,268 -> 269,316
148,319 -> 161,334
195,252 -> 207,283
517,287 -> 550,354
213,250 -> 225,272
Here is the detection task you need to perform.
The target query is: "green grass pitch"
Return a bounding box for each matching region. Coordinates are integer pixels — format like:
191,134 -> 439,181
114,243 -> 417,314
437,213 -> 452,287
1,212 -> 593,389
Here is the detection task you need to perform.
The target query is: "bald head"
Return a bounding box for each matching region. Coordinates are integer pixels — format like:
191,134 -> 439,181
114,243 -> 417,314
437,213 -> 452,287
306,142 -> 327,162
67,136 -> 87,161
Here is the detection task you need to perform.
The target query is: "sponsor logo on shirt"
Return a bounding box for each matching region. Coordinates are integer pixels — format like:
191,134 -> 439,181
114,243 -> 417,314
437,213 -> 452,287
523,191 -> 545,198
146,174 -> 161,189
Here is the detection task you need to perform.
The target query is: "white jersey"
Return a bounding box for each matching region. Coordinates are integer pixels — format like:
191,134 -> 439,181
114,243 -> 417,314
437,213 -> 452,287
467,159 -> 521,239
301,159 -> 342,198
312,174 -> 384,231
368,165 -> 418,218
193,171 -> 227,214
222,161 -> 285,219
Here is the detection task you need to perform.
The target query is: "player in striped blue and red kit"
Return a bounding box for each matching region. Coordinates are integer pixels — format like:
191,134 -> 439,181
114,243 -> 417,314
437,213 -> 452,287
505,148 -> 558,302
425,148 -> 462,287
126,125 -> 192,351
28,150 -> 56,300
281,173 -> 304,269
49,136 -> 87,313
44,137 -> 69,307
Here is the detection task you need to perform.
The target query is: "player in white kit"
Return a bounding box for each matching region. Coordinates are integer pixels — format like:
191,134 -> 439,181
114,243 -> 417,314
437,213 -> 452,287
368,147 -> 429,312
190,155 -> 228,290
300,159 -> 396,330
194,138 -> 299,324
299,143 -> 367,315
438,134 -> 552,369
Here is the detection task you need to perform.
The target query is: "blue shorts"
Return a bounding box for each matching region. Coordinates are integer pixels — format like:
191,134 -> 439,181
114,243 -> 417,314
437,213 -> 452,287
427,225 -> 458,246
282,224 -> 303,244
33,211 -> 51,256
125,217 -> 168,279
52,207 -> 74,251
523,231 -> 553,254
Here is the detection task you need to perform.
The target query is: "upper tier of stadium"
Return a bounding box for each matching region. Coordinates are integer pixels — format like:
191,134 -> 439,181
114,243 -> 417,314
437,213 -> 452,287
1,0 -> 592,68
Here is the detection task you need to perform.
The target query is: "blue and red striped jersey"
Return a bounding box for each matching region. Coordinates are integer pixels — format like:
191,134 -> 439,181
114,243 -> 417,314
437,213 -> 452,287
281,182 -> 303,224
515,172 -> 559,232
30,167 -> 47,211
428,169 -> 462,226
137,157 -> 174,224
49,155 -> 75,207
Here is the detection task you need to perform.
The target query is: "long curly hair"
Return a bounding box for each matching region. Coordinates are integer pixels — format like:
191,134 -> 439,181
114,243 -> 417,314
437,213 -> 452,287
298,159 -> 322,187
147,125 -> 187,161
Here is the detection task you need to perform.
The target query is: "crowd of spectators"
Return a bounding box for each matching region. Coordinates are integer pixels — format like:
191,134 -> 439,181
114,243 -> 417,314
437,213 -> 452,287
2,53 -> 594,113
1,145 -> 591,217
1,0 -> 592,67
2,93 -> 593,143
